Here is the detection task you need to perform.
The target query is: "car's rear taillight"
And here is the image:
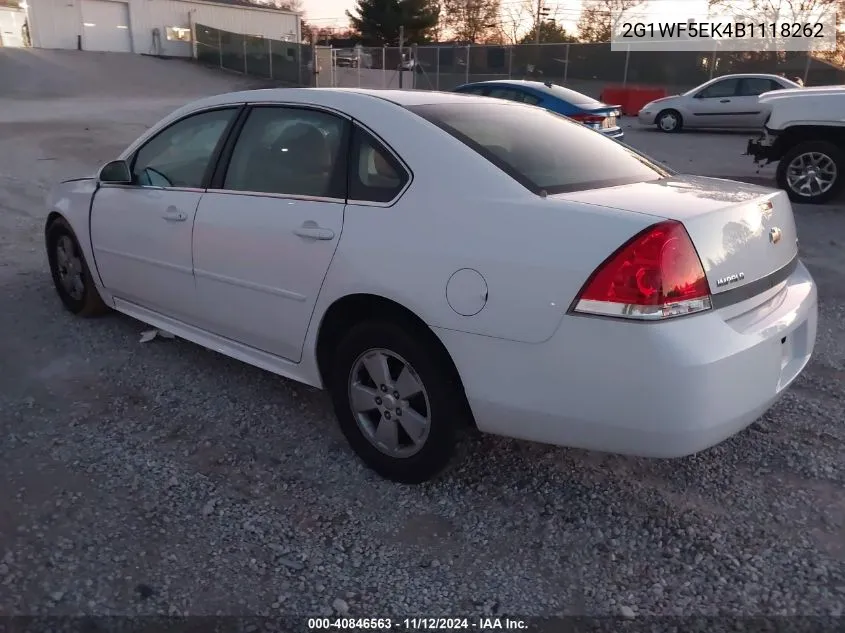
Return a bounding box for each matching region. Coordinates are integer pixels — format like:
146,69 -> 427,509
569,113 -> 605,125
571,220 -> 712,320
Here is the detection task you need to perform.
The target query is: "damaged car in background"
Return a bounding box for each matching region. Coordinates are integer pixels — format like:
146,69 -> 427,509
747,85 -> 845,204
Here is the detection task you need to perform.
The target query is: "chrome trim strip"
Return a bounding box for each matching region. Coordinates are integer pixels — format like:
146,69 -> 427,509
194,268 -> 307,302
710,256 -> 798,310
93,247 -> 193,275
204,189 -> 345,204
98,184 -> 205,193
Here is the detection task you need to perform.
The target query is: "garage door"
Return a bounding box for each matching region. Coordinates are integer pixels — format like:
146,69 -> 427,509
81,0 -> 132,53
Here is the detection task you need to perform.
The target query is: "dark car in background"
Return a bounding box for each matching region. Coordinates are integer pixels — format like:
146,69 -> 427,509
453,79 -> 624,140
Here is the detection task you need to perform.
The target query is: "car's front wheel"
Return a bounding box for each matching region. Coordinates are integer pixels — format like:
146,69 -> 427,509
776,140 -> 844,204
656,109 -> 682,133
328,319 -> 468,484
46,217 -> 109,317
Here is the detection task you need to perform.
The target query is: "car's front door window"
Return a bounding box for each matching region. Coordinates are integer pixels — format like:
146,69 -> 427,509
131,108 -> 237,189
697,78 -> 741,99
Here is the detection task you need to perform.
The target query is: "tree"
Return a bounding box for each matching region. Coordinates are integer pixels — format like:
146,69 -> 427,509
499,0 -> 533,44
519,20 -> 577,44
576,0 -> 645,43
441,0 -> 501,43
347,0 -> 440,46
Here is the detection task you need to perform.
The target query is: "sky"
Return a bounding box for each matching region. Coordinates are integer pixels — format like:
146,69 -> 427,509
302,0 -> 720,35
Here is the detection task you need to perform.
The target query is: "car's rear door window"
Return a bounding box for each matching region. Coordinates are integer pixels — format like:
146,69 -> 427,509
408,102 -> 668,195
222,106 -> 348,199
739,77 -> 781,96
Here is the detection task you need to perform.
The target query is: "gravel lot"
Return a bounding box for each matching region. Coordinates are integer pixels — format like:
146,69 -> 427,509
1,48 -> 843,621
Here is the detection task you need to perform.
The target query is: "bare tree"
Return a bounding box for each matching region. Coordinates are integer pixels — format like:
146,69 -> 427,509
576,0 -> 645,43
498,0 -> 534,44
707,0 -> 835,22
441,0 -> 502,42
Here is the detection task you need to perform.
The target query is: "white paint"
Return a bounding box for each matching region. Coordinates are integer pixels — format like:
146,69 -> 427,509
81,0 -> 132,53
27,0 -> 299,57
46,88 -> 819,463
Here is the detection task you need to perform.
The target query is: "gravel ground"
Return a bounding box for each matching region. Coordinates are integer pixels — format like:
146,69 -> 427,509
1,48 -> 844,621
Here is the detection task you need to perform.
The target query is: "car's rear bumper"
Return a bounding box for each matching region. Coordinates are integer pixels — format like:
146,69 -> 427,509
602,127 -> 624,140
435,261 -> 817,458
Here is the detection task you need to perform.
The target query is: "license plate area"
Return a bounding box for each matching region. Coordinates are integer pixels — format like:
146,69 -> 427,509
603,115 -> 617,128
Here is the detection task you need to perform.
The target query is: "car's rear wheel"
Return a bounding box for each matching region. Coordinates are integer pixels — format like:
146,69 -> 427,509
328,319 -> 468,484
776,140 -> 844,204
656,109 -> 682,133
46,217 -> 109,317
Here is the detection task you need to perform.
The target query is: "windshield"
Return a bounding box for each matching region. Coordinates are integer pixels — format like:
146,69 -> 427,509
408,102 -> 669,195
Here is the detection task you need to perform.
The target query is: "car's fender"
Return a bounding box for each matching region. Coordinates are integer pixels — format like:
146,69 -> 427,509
45,178 -> 116,307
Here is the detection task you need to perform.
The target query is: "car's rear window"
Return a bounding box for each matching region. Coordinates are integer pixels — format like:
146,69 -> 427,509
544,84 -> 605,107
408,102 -> 669,195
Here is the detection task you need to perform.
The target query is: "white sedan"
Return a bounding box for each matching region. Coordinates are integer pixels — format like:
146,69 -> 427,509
45,88 -> 818,483
637,73 -> 802,132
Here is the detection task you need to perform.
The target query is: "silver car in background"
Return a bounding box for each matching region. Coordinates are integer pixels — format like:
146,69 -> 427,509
638,73 -> 802,133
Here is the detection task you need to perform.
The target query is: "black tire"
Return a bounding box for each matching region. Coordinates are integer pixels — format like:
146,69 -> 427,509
328,319 -> 469,484
46,217 -> 109,317
656,109 -> 682,133
776,140 -> 844,204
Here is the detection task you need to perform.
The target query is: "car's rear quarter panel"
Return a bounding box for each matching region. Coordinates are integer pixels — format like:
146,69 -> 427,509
307,95 -> 658,344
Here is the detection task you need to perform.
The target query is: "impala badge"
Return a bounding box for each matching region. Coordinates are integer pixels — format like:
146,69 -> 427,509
716,272 -> 745,288
769,227 -> 783,244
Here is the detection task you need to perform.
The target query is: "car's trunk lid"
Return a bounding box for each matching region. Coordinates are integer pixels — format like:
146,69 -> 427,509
571,105 -> 621,130
552,175 -> 798,300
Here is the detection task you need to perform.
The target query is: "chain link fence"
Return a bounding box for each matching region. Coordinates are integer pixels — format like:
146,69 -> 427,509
195,23 -> 313,86
195,24 -> 845,97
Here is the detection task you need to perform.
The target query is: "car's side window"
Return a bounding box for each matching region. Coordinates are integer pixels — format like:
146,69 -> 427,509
461,86 -> 487,95
739,77 -> 777,96
488,87 -> 521,102
131,108 -> 237,189
697,78 -> 740,98
223,106 -> 348,199
348,126 -> 409,204
520,92 -> 541,105
488,87 -> 541,105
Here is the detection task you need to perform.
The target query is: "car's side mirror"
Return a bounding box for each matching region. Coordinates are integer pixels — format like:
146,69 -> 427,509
98,159 -> 132,184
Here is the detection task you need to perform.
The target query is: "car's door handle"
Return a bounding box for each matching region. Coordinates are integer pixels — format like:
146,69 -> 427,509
720,99 -> 731,103
162,206 -> 187,222
293,221 -> 335,240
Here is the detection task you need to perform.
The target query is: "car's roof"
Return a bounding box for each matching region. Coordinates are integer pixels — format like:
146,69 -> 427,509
462,79 -> 561,93
209,87 -> 485,108
708,73 -> 790,80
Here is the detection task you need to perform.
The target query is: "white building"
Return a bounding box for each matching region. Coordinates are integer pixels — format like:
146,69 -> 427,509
25,0 -> 300,57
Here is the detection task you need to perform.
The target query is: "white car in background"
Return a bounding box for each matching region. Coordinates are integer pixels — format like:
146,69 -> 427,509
44,88 -> 817,483
638,73 -> 802,132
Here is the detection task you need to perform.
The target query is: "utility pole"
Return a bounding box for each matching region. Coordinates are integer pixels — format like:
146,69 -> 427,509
398,24 -> 405,89
535,0 -> 550,46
